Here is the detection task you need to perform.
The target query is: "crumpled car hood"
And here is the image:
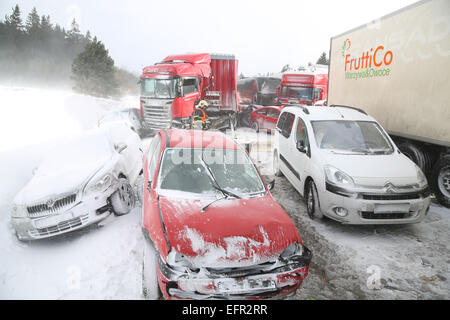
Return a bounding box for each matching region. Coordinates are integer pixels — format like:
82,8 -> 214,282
159,194 -> 301,268
14,132 -> 114,205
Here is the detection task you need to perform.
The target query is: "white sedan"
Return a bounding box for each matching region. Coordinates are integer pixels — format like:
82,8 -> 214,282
11,122 -> 143,240
273,105 -> 431,224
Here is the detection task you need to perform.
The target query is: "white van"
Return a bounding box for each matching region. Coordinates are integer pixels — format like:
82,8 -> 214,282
273,105 -> 431,224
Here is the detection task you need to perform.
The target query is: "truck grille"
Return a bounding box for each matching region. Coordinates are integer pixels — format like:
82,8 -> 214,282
28,214 -> 89,238
27,194 -> 77,218
141,98 -> 173,130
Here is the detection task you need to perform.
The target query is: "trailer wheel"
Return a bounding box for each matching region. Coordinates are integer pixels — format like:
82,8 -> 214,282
431,155 -> 450,208
397,141 -> 430,174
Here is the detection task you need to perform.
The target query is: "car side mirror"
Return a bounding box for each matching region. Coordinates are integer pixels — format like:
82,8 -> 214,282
115,142 -> 128,153
297,140 -> 308,153
267,179 -> 275,191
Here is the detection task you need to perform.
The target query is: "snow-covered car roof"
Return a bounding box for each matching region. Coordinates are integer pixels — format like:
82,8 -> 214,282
281,105 -> 376,122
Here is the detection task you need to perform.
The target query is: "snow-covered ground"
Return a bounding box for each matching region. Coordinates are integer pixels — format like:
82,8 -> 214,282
1,86 -> 448,300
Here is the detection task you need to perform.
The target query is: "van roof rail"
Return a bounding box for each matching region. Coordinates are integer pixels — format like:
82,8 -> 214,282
286,104 -> 310,114
330,105 -> 367,115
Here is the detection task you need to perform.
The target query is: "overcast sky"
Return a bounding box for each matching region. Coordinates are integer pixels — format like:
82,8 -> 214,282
1,0 -> 418,76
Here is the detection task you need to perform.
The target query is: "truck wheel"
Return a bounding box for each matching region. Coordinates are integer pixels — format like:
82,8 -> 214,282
273,150 -> 283,177
431,155 -> 450,208
251,121 -> 259,133
111,178 -> 136,216
142,239 -> 161,299
397,141 -> 430,174
306,180 -> 323,220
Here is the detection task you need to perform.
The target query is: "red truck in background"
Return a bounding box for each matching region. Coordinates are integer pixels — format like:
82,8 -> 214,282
275,65 -> 328,106
139,53 -> 239,131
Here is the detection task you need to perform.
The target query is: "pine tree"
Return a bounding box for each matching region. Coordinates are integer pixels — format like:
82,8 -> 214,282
72,37 -> 118,97
25,7 -> 40,35
67,18 -> 82,44
316,52 -> 329,65
9,5 -> 24,31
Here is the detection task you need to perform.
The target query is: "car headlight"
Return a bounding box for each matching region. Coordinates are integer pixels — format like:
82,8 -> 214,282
166,250 -> 196,271
324,165 -> 354,187
11,204 -> 27,218
84,174 -> 113,195
280,242 -> 303,261
415,165 -> 428,188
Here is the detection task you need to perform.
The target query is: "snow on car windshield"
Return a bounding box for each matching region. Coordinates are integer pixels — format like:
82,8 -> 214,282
311,120 -> 394,154
157,148 -> 265,197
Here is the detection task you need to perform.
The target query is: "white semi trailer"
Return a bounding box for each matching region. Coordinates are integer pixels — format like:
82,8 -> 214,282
327,0 -> 450,207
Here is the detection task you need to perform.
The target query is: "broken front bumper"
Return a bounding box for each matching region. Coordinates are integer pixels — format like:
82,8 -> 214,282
12,189 -> 115,240
158,247 -> 312,300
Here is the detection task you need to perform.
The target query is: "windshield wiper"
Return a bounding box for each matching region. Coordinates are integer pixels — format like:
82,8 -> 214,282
199,155 -> 241,212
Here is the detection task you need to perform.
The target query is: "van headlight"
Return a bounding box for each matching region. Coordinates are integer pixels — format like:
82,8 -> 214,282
415,165 -> 428,188
85,174 -> 113,195
324,165 -> 354,187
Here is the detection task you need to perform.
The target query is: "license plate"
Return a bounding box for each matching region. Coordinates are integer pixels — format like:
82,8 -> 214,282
374,203 -> 410,214
34,212 -> 73,229
217,278 -> 276,294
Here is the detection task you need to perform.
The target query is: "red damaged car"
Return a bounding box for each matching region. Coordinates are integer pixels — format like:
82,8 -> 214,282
141,129 -> 311,299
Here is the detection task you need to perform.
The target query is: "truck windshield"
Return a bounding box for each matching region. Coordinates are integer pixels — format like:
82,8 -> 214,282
281,86 -> 313,101
311,120 -> 394,155
257,78 -> 280,94
140,78 -> 177,99
157,148 -> 266,197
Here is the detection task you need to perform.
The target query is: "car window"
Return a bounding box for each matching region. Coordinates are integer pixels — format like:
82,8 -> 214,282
256,108 -> 267,116
296,117 -> 310,150
157,148 -> 265,197
276,112 -> 287,130
182,78 -> 199,95
266,108 -> 280,119
147,135 -> 161,182
281,112 -> 295,138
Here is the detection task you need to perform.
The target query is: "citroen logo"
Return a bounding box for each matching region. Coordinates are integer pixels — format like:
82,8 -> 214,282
384,182 -> 396,194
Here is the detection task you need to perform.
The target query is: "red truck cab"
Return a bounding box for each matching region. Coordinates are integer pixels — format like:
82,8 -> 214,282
276,65 -> 328,106
140,53 -> 238,130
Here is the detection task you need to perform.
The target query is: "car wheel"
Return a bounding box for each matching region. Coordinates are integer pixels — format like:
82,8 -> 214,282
142,239 -> 161,299
306,180 -> 323,219
273,151 -> 283,177
251,121 -> 259,133
431,155 -> 450,208
111,178 -> 136,216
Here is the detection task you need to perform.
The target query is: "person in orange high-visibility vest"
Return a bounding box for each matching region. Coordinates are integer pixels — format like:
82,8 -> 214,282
192,100 -> 208,129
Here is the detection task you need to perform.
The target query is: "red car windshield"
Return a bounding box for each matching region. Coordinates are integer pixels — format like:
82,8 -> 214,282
157,148 -> 266,197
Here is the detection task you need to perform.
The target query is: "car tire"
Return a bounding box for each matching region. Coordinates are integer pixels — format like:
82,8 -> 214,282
430,155 -> 450,208
142,239 -> 161,299
251,121 -> 259,133
111,178 -> 136,216
306,180 -> 323,220
273,150 -> 283,177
